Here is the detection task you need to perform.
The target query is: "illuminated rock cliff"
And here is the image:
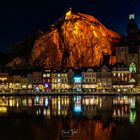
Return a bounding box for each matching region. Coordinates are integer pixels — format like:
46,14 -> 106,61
8,9 -> 121,69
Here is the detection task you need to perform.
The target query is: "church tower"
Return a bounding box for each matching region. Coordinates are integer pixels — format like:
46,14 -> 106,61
115,0 -> 140,85
127,6 -> 138,45
126,0 -> 140,86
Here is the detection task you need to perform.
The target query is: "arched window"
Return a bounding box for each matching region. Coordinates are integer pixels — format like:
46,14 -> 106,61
129,63 -> 136,73
129,78 -> 136,83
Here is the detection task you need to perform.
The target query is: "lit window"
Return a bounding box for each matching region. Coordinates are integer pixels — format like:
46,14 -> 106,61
125,77 -> 127,81
74,77 -> 82,83
43,74 -> 46,77
129,63 -> 136,73
47,74 -> 50,77
118,73 -> 120,77
129,14 -> 135,20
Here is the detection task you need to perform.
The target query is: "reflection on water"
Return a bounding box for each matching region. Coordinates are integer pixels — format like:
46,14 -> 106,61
0,95 -> 140,140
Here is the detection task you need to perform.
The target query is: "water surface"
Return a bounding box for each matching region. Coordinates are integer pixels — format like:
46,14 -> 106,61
0,95 -> 139,140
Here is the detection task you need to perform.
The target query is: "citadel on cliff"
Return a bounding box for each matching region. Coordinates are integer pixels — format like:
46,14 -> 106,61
3,8 -> 140,92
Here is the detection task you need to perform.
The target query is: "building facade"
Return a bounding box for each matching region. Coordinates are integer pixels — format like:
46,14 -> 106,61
82,68 -> 97,92
42,69 -> 51,92
73,70 -> 82,92
112,63 -> 132,92
115,10 -> 140,87
32,72 -> 43,92
51,71 -> 69,92
0,73 -> 8,91
96,65 -> 112,92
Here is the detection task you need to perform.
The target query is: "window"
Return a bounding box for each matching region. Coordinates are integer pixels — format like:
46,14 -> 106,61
58,79 -> 61,82
82,74 -> 85,77
47,74 -> 50,77
74,77 -> 82,83
129,63 -> 136,73
130,78 -> 136,83
121,48 -> 124,52
118,73 -> 120,77
125,77 -> 127,82
129,14 -> 135,20
43,74 -> 46,77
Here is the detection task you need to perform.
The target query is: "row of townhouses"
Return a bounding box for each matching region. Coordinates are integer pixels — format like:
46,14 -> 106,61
0,62 -> 135,93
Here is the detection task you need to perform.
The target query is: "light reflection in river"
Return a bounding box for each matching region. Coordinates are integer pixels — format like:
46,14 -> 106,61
0,95 -> 139,140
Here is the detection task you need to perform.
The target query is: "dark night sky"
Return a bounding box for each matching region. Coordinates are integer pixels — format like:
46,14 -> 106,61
0,0 -> 140,52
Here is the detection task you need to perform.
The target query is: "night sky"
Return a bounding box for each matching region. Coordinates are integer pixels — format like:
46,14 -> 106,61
0,0 -> 140,52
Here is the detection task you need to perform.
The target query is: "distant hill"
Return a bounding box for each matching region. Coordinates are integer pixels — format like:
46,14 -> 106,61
0,52 -> 11,66
6,32 -> 41,69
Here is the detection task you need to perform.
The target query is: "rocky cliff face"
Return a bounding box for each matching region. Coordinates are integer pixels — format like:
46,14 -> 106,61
8,9 -> 121,69
31,9 -> 121,69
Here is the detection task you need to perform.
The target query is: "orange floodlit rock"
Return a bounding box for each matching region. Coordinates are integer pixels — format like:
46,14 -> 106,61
31,9 -> 121,68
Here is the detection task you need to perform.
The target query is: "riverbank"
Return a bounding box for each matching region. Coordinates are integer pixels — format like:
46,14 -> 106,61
0,92 -> 140,96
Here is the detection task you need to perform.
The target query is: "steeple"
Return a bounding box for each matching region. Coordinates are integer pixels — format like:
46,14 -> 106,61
127,0 -> 137,34
129,10 -> 135,20
129,0 -> 135,20
127,0 -> 138,45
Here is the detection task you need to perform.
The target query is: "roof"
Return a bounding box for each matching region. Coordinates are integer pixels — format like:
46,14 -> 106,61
73,69 -> 82,77
113,62 -> 128,68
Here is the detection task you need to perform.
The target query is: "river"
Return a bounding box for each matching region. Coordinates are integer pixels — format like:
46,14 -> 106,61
0,95 -> 139,140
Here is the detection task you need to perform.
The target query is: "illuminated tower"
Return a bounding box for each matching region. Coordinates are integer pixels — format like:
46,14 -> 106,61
127,0 -> 138,45
116,0 -> 140,85
126,0 -> 140,85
